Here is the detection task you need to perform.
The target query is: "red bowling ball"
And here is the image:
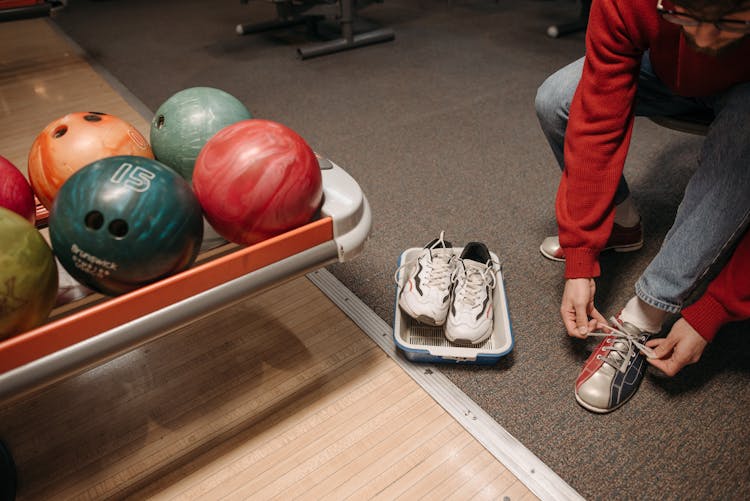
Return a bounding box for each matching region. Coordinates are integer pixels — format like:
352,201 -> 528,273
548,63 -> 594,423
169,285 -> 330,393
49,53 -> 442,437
0,155 -> 35,223
192,119 -> 323,245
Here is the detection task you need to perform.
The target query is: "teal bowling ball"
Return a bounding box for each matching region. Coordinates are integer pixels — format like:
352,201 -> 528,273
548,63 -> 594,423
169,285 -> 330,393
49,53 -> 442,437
150,87 -> 252,182
49,155 -> 204,296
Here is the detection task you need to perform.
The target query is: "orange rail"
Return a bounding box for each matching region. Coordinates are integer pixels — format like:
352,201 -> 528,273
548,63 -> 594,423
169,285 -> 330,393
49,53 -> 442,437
0,217 -> 333,374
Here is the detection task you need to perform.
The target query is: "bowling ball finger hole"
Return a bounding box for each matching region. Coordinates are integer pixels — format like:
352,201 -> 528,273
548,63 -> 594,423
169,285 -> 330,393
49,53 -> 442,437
84,211 -> 104,230
108,219 -> 129,238
155,115 -> 165,129
83,113 -> 103,122
53,126 -> 68,138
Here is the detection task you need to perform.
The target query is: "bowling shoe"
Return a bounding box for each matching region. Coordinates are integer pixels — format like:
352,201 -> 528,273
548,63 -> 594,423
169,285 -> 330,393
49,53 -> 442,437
444,242 -> 496,345
575,317 -> 656,413
396,232 -> 457,326
539,220 -> 644,262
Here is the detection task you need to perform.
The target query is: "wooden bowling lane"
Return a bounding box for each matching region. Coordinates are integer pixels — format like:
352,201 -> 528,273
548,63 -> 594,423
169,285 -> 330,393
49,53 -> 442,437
0,16 -> 546,501
0,277 -> 536,500
0,17 -> 150,174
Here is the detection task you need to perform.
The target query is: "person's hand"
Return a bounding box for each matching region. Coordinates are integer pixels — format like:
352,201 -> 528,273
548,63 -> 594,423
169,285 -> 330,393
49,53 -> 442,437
561,278 -> 606,338
646,318 -> 708,376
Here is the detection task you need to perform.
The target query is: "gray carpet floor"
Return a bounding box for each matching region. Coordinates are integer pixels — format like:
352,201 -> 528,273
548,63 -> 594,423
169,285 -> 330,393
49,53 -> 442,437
51,0 -> 750,498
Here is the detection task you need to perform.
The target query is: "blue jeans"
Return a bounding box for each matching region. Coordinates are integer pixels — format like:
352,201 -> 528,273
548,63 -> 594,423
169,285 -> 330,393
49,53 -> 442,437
535,53 -> 750,313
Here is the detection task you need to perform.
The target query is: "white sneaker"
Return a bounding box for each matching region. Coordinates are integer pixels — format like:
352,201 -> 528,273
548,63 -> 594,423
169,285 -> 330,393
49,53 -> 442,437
444,242 -> 495,345
395,232 -> 456,326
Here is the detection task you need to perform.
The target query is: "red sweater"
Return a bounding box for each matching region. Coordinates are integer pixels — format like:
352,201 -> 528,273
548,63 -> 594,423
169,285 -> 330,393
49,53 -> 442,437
681,231 -> 750,342
558,0 -> 750,278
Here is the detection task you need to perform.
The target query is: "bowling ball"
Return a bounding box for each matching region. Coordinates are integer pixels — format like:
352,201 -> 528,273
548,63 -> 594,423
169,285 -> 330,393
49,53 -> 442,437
49,155 -> 204,296
150,87 -> 252,182
192,119 -> 323,246
28,112 -> 154,209
0,207 -> 58,340
0,156 -> 35,223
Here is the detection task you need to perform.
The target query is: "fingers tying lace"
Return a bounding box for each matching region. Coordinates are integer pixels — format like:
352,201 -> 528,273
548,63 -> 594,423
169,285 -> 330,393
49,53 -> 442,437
586,317 -> 657,371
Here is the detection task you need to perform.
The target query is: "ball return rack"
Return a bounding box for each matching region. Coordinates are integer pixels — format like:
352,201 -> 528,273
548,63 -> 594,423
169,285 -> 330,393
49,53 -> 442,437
0,158 -> 370,499
0,0 -> 65,23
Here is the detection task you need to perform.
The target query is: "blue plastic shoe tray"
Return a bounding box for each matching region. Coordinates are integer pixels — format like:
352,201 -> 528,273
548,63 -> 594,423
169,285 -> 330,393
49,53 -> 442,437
393,247 -> 514,365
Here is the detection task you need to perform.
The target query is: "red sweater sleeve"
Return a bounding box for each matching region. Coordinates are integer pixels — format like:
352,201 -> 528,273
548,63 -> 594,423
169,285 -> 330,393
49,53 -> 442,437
557,0 -> 646,278
681,231 -> 750,342
556,0 -> 750,280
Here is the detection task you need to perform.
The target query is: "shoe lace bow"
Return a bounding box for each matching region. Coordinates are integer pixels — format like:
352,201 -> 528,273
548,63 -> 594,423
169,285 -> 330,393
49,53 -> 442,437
587,317 -> 655,372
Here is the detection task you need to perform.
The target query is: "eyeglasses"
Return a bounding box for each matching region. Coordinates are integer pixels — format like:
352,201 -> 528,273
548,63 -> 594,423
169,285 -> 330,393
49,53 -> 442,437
656,0 -> 750,33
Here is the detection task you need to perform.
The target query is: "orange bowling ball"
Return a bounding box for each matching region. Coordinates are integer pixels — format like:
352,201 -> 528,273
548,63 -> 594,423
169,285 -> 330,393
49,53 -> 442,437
28,112 -> 154,208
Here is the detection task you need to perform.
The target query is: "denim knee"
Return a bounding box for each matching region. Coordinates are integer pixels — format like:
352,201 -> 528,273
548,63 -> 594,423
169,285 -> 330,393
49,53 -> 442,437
534,58 -> 583,139
534,74 -> 568,132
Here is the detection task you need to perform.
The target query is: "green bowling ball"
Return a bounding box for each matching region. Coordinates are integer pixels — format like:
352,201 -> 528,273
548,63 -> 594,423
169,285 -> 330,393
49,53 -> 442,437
150,87 -> 252,182
0,207 -> 58,339
49,155 -> 204,296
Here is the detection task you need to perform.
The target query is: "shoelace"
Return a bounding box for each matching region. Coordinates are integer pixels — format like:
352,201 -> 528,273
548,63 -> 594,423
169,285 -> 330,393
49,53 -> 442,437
451,259 -> 496,307
587,317 -> 656,372
394,231 -> 455,290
